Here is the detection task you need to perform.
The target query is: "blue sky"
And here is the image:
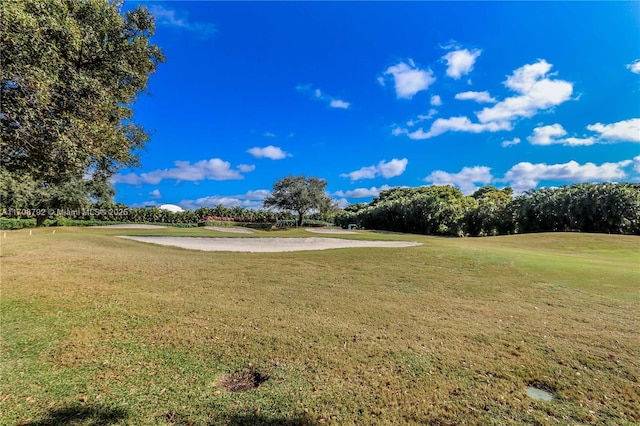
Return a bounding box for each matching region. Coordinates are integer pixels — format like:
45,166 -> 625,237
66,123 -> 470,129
112,1 -> 640,210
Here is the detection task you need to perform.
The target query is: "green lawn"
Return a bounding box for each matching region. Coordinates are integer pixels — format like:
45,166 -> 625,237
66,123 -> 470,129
1,228 -> 638,425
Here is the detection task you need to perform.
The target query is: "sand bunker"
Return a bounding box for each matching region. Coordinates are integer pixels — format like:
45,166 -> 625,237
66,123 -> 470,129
204,226 -> 254,234
304,228 -> 357,234
93,224 -> 167,229
119,236 -> 420,252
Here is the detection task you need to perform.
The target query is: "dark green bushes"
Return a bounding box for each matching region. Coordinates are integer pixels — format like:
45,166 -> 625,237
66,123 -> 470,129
0,203 -> 295,229
0,217 -> 36,229
336,183 -> 640,236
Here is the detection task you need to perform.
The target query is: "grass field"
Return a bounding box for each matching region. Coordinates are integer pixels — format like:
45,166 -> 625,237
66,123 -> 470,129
1,227 -> 638,425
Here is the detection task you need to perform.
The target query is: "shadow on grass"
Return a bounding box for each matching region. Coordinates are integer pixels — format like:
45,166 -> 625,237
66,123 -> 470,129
211,413 -> 319,426
23,404 -> 128,426
368,229 -> 407,235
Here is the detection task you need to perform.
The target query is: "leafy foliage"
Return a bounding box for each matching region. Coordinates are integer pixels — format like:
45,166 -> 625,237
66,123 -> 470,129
337,183 -> 640,236
0,217 -> 36,229
350,185 -> 474,236
0,168 -> 116,226
1,0 -> 164,181
263,175 -> 335,226
512,183 -> 640,235
0,202 -> 297,229
465,186 -> 514,236
1,0 -> 164,223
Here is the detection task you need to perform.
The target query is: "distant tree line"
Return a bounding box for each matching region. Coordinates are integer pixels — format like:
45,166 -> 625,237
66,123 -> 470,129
334,183 -> 640,236
0,203 -> 297,226
3,181 -> 638,235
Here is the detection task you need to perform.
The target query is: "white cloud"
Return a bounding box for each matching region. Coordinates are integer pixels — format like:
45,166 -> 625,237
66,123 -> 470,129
334,185 -> 391,198
407,109 -> 438,126
442,48 -> 482,79
424,166 -> 493,195
528,124 -> 567,145
341,166 -> 377,181
263,132 -> 277,138
378,158 -> 409,178
502,137 -> 521,147
455,91 -> 497,103
391,127 -> 405,136
476,60 -> 573,124
587,118 -> 640,142
439,40 -> 460,50
149,5 -> 216,38
247,145 -> 291,160
559,137 -> 597,146
179,189 -> 271,210
527,119 -> 640,146
430,95 -> 442,106
422,158 -> 636,196
627,60 -> 640,74
335,198 -> 351,209
503,159 -> 632,194
297,84 -> 351,109
394,60 -> 573,141
149,189 -> 162,199
382,60 -> 436,99
112,158 -> 252,185
400,116 -> 511,140
329,99 -> 351,109
421,109 -> 438,120
528,123 -> 597,146
243,189 -> 271,200
341,158 -> 408,181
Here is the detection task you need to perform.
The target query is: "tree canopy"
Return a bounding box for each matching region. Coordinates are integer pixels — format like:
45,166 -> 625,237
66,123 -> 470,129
1,0 -> 164,221
336,183 -> 640,236
263,175 -> 334,226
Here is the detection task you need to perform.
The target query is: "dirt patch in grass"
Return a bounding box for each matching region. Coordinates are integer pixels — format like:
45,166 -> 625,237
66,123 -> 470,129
527,380 -> 556,394
217,367 -> 269,392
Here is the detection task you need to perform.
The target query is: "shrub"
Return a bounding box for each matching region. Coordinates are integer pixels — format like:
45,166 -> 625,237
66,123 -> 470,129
0,217 -> 36,229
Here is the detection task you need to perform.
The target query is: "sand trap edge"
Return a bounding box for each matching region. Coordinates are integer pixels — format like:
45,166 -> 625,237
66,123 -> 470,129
118,236 -> 421,253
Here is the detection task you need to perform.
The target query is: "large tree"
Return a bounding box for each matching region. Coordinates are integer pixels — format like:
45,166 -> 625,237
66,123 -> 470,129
0,0 -> 164,222
263,175 -> 334,227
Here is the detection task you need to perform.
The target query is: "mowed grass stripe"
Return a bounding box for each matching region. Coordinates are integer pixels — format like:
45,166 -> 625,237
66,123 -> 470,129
1,229 -> 638,424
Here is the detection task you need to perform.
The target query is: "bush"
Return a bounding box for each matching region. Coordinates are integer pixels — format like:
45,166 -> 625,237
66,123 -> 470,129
0,217 -> 36,229
336,183 -> 639,237
198,220 -> 274,230
43,218 -> 130,227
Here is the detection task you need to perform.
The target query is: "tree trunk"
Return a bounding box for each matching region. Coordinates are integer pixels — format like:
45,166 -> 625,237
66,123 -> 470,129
36,214 -> 47,227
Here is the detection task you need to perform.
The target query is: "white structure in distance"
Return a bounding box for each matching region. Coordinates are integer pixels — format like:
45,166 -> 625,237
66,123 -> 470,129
158,204 -> 184,213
